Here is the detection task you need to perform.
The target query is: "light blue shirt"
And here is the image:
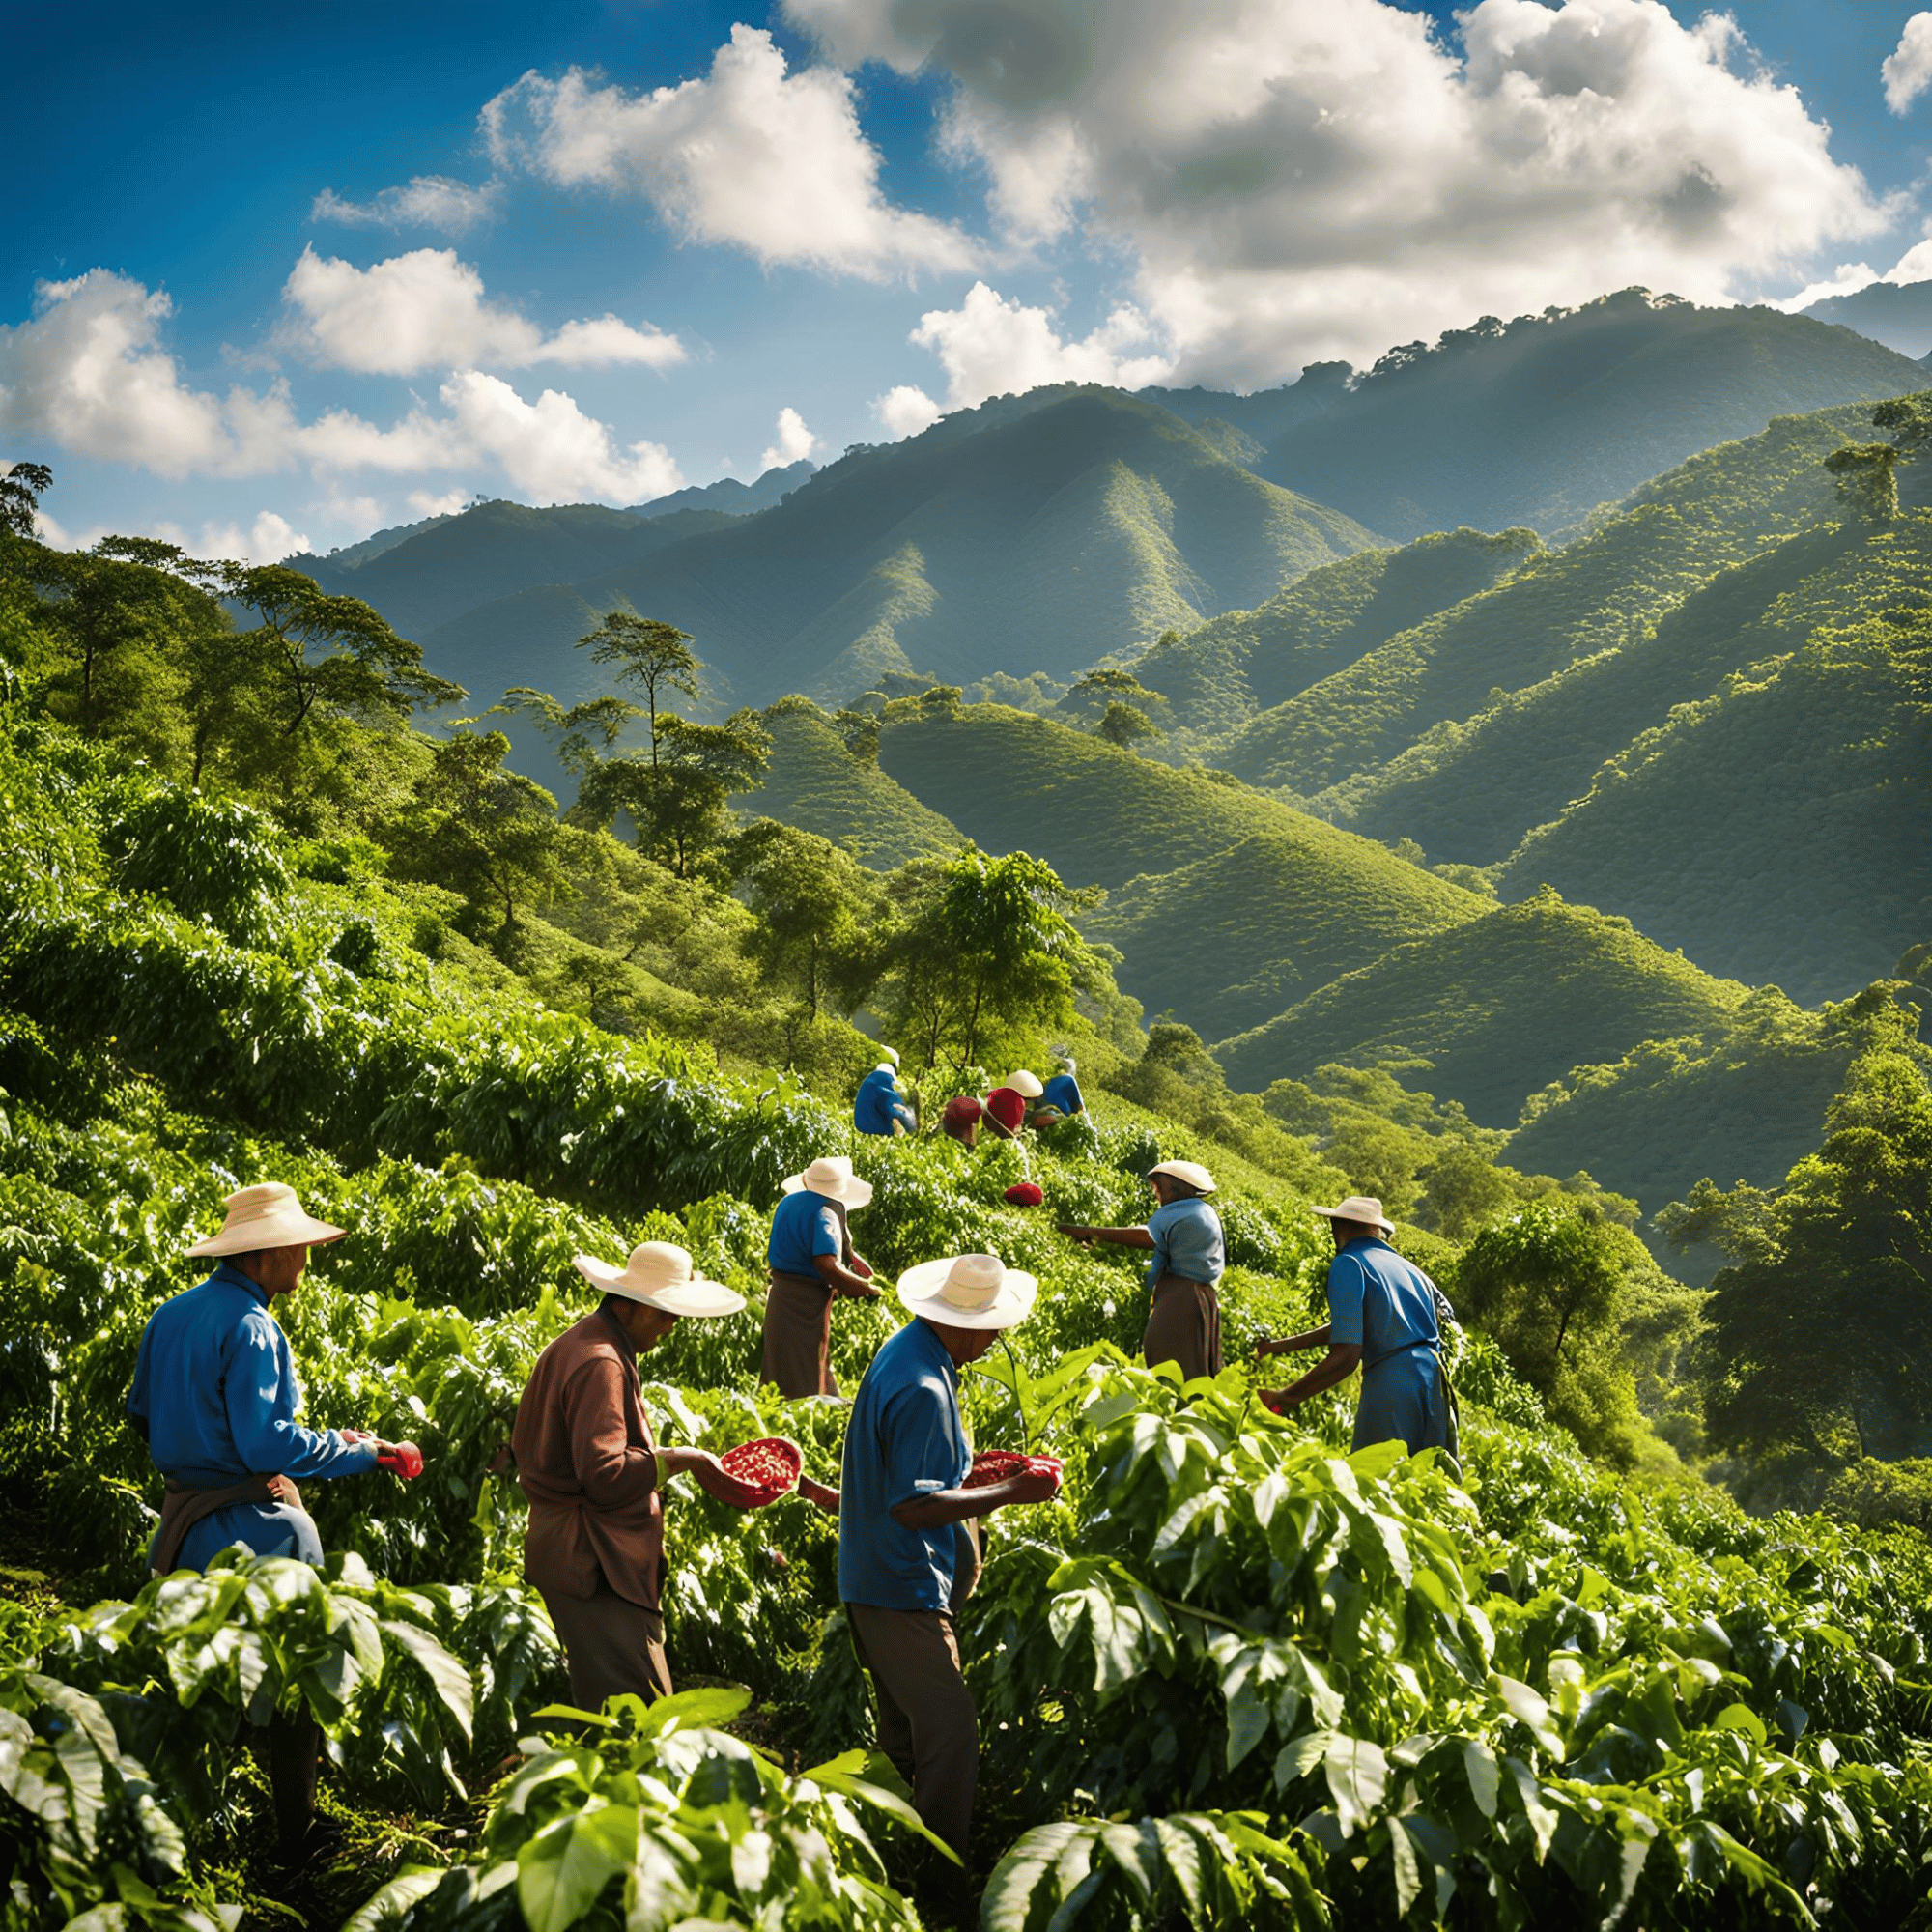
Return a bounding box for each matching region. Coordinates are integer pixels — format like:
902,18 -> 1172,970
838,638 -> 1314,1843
769,1189 -> 844,1276
854,1068 -> 913,1136
838,1320 -> 971,1611
1325,1237 -> 1441,1366
1147,1197 -> 1224,1288
128,1264 -> 377,1486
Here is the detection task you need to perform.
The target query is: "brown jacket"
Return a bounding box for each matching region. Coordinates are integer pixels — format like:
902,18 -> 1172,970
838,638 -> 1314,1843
513,1308 -> 664,1607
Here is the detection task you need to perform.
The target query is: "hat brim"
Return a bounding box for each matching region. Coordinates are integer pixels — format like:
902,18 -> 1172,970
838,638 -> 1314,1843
1006,1074 -> 1045,1099
1311,1204 -> 1395,1236
1149,1163 -> 1217,1196
188,1216 -> 346,1257
895,1259 -> 1038,1331
572,1254 -> 747,1317
782,1172 -> 874,1209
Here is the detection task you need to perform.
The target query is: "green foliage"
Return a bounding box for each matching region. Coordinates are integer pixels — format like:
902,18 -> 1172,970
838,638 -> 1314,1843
728,818 -> 887,1022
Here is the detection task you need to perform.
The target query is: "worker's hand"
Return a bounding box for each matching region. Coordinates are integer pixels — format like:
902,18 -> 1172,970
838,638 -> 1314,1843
266,1474 -> 300,1506
1057,1222 -> 1093,1244
340,1429 -> 376,1444
842,1281 -> 883,1299
1258,1389 -> 1292,1417
1255,1338 -> 1287,1359
798,1475 -> 840,1515
994,1467 -> 1062,1508
668,1449 -> 740,1504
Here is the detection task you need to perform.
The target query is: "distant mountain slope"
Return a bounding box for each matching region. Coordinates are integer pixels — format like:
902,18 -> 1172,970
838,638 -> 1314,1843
869,704 -> 1490,1027
1222,403 -> 1866,803
1800,278 -> 1932,358
1508,987 -> 1899,1268
627,460 -> 814,517
1492,522 -> 1932,1002
737,699 -> 963,867
1258,290 -> 1926,539
1131,527 -> 1542,739
419,391 -> 1377,713
1216,891 -> 1747,1126
304,502 -> 737,641
1085,830 -> 1483,1039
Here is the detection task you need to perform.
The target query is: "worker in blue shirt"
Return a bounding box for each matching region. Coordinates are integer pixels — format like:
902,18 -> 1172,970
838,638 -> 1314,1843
854,1053 -> 915,1136
761,1154 -> 881,1396
1058,1158 -> 1225,1379
1258,1194 -> 1458,1457
839,1253 -> 1058,1863
127,1182 -> 409,1850
1036,1052 -> 1086,1122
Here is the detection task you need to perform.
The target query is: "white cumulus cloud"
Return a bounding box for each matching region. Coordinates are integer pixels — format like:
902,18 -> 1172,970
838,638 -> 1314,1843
789,0 -> 1895,385
873,384 -> 943,438
311,175 -> 504,236
1884,14 -> 1932,115
280,246 -> 685,377
190,510 -> 314,564
407,487 -> 471,518
908,282 -> 1174,408
482,26 -> 977,279
0,269 -> 685,507
759,406 -> 822,469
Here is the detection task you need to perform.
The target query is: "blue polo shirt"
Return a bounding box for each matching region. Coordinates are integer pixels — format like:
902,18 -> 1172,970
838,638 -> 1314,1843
854,1068 -> 913,1136
1041,1072 -> 1085,1115
1147,1196 -> 1224,1288
769,1189 -> 844,1276
128,1264 -> 376,1568
838,1319 -> 972,1611
1326,1237 -> 1441,1365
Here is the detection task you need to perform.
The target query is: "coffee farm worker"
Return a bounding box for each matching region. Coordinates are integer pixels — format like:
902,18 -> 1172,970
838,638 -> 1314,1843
762,1155 -> 880,1398
1059,1159 -> 1225,1380
1258,1196 -> 1458,1457
980,1067 -> 1042,1139
1037,1052 -> 1086,1123
513,1241 -> 746,1711
838,1253 -> 1058,1864
855,1052 -> 916,1137
128,1183 -> 398,1577
939,1094 -> 984,1148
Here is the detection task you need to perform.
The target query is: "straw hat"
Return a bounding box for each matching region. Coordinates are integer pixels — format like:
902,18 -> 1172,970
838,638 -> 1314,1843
1150,1159 -> 1217,1196
572,1240 -> 746,1316
781,1154 -> 874,1209
188,1183 -> 346,1257
1000,1069 -> 1045,1099
1312,1195 -> 1396,1236
896,1253 -> 1038,1331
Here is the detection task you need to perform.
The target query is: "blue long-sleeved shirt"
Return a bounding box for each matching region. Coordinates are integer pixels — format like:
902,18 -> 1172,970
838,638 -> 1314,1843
854,1067 -> 914,1135
127,1264 -> 377,1488
1147,1196 -> 1224,1288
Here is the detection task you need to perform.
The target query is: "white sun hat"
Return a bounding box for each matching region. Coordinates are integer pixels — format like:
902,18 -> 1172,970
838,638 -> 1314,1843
1312,1195 -> 1396,1236
895,1252 -> 1038,1331
1149,1159 -> 1217,1196
573,1240 -> 747,1317
781,1154 -> 874,1210
1001,1069 -> 1045,1099
188,1183 -> 346,1258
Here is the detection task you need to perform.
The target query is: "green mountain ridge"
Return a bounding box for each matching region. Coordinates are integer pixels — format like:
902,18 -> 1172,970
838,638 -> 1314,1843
1215,891 -> 1749,1127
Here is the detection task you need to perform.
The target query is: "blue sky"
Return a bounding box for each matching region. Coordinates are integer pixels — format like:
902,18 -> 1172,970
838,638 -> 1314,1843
8,0 -> 1932,559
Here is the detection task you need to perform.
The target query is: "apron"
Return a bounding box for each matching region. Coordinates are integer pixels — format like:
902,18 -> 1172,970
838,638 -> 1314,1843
1141,1272 -> 1223,1381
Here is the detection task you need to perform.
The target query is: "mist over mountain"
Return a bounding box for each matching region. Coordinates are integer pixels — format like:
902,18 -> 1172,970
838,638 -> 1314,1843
1800,277 -> 1932,359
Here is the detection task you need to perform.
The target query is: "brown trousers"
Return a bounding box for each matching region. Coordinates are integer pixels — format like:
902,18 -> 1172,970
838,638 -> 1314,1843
1142,1273 -> 1223,1381
846,1604 -> 978,1863
541,1579 -> 673,1712
761,1269 -> 839,1397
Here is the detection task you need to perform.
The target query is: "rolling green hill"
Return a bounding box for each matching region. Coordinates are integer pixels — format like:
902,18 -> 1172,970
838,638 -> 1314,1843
1220,403 -> 1870,802
1216,891 -> 1747,1127
1258,290 -> 1928,538
1490,526 -> 1932,1001
1130,527 -> 1542,740
867,702 -> 1491,1025
412,391 -> 1377,714
735,698 -> 964,867
1085,830 -> 1483,1039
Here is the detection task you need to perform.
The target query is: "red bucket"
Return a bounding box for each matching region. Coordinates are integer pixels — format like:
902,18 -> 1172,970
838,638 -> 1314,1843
377,1440 -> 424,1479
963,1449 -> 1063,1493
715,1435 -> 804,1509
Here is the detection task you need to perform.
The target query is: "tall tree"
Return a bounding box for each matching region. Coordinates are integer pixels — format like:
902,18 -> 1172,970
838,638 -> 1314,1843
575,710 -> 772,880
730,818 -> 886,1021
576,611 -> 700,773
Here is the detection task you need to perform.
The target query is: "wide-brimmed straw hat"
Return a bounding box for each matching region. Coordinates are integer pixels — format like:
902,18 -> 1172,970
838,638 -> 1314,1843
1000,1069 -> 1045,1099
573,1240 -> 746,1316
1312,1195 -> 1396,1236
188,1183 -> 346,1257
1149,1159 -> 1217,1196
781,1154 -> 874,1209
896,1252 -> 1037,1331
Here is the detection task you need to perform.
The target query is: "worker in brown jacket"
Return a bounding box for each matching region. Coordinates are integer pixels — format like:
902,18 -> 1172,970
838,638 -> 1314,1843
513,1240 -> 747,1710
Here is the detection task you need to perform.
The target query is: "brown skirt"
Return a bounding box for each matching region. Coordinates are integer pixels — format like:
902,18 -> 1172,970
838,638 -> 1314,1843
761,1269 -> 839,1398
1142,1273 -> 1222,1381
